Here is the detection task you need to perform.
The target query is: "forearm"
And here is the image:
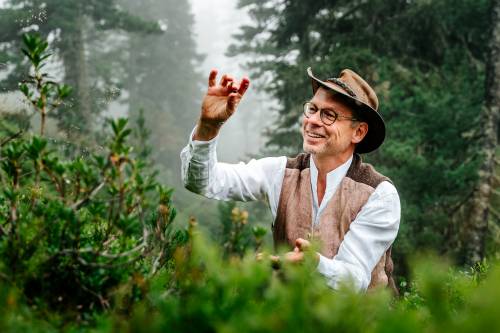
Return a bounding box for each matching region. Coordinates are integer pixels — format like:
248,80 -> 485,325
181,126 -> 285,203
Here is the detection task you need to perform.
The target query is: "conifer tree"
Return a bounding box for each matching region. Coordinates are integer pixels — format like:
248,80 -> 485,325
120,0 -> 202,183
0,0 -> 158,133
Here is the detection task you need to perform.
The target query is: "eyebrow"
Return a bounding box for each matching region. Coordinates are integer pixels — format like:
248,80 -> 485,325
308,102 -> 338,112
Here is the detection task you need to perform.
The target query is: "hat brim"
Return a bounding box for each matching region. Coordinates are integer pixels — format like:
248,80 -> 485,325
306,67 -> 385,154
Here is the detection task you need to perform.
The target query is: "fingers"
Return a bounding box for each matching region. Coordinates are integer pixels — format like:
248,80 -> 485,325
238,77 -> 250,95
295,238 -> 310,251
208,69 -> 218,87
229,78 -> 250,95
227,80 -> 236,92
284,251 -> 304,263
219,74 -> 233,87
209,70 -> 249,93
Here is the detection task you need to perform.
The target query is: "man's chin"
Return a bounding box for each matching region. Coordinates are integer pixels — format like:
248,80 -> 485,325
303,143 -> 320,154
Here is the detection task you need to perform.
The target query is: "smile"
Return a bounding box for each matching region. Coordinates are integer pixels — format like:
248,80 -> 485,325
306,131 -> 326,139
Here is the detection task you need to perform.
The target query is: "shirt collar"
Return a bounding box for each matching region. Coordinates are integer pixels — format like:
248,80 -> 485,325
310,155 -> 353,208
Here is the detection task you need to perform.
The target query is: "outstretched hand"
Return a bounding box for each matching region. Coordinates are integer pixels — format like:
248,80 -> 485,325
283,238 -> 319,265
194,69 -> 250,141
261,238 -> 319,268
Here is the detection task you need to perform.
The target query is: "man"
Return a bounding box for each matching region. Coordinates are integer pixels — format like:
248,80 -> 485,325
180,67 -> 400,293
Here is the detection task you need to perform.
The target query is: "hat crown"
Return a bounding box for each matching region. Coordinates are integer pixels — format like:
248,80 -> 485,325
336,69 -> 379,111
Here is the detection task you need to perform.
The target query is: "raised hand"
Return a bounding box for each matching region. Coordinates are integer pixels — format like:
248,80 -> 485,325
194,69 -> 250,141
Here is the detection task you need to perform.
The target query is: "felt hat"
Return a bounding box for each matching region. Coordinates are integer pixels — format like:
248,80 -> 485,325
307,67 -> 385,154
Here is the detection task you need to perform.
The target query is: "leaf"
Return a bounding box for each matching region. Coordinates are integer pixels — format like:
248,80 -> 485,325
19,83 -> 30,97
21,48 -> 33,62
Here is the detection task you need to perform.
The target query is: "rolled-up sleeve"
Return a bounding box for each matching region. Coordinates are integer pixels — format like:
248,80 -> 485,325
180,128 -> 218,195
180,127 -> 286,214
316,181 -> 401,292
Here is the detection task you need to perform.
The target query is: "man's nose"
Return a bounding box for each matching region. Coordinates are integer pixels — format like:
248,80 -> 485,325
306,111 -> 323,126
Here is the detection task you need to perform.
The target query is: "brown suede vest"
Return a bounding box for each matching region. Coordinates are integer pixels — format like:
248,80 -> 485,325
273,153 -> 398,294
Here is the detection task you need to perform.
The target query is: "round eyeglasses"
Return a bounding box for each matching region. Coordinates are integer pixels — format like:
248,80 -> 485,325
302,102 -> 358,126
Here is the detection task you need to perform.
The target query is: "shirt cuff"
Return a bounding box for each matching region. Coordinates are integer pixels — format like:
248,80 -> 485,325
188,126 -> 218,161
315,253 -> 365,291
316,253 -> 332,277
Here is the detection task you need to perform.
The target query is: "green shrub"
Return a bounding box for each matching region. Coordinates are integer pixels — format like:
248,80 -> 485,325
95,232 -> 500,333
0,34 -> 187,320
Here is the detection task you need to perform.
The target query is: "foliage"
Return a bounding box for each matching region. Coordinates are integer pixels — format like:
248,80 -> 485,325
0,116 -> 187,315
76,236 -> 500,332
19,33 -> 72,136
3,228 -> 500,332
0,35 -> 187,320
217,201 -> 268,257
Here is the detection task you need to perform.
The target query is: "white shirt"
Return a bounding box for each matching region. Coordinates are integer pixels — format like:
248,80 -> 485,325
180,127 -> 401,291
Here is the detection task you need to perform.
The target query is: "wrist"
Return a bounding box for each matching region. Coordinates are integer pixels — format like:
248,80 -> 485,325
193,119 -> 223,141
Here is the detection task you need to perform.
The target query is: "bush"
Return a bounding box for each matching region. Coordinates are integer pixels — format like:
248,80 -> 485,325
0,33 -> 187,321
95,234 -> 500,333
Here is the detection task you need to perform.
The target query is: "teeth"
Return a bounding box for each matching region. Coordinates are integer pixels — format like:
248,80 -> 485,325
308,133 -> 324,138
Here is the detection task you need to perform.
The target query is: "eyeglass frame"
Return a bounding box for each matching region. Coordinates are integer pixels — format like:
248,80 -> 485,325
302,101 -> 359,126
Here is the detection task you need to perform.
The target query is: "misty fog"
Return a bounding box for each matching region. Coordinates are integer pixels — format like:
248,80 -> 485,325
0,0 -> 277,231
190,0 -> 273,162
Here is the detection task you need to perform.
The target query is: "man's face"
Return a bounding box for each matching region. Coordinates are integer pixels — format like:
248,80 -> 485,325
302,87 -> 366,157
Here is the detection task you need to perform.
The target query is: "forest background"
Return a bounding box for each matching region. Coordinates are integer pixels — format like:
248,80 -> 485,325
0,0 -> 499,331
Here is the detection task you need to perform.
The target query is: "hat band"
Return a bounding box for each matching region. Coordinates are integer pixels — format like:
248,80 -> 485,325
326,78 -> 357,98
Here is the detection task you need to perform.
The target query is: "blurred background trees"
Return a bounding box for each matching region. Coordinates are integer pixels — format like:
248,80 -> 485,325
0,0 -> 160,134
119,0 -> 202,184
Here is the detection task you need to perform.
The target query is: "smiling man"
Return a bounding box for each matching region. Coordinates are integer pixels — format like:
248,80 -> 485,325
180,67 -> 401,293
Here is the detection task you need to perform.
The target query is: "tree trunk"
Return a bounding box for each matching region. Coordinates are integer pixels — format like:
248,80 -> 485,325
58,11 -> 91,135
75,15 -> 91,132
461,0 -> 500,265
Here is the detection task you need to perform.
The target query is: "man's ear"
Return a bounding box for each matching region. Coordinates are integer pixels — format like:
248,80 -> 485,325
352,122 -> 368,144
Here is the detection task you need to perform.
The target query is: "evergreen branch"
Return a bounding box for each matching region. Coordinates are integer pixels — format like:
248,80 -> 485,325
71,181 -> 105,210
150,250 -> 164,276
74,276 -> 109,310
43,167 -> 64,197
447,190 -> 475,215
0,224 -> 7,237
60,241 -> 146,259
490,205 -> 500,222
0,130 -> 23,147
77,253 -> 143,269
